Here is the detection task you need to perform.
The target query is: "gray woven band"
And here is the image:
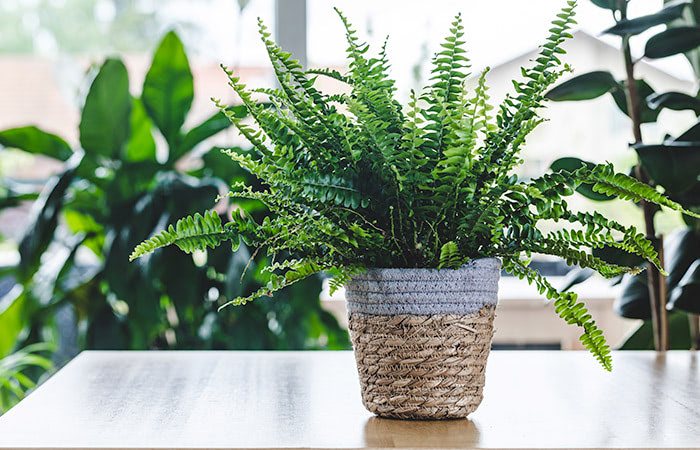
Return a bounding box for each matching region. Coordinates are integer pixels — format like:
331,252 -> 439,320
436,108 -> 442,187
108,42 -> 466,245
345,258 -> 501,316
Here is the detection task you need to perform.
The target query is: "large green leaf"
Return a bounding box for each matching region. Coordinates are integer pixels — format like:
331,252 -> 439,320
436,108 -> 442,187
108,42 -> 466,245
644,26 -> 700,59
590,0 -> 620,11
550,157 -> 615,201
0,127 -> 72,161
171,106 -> 245,163
0,287 -> 27,358
619,311 -> 691,349
674,120 -> 700,141
646,91 -> 700,114
593,245 -> 647,268
668,259 -> 700,313
633,142 -> 700,194
125,98 -> 156,162
602,1 -> 690,36
664,227 -> 700,289
545,71 -> 619,101
610,79 -> 660,123
79,58 -> 131,159
614,273 -> 652,320
559,267 -> 595,292
17,156 -> 81,282
142,31 -> 193,149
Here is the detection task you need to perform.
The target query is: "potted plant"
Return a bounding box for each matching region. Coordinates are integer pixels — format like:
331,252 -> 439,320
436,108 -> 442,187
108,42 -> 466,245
131,1 -> 698,419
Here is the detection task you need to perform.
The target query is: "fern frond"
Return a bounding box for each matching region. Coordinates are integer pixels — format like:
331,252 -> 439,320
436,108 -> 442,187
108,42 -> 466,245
504,257 -> 612,371
130,211 -> 238,260
438,241 -> 461,269
585,164 -> 700,218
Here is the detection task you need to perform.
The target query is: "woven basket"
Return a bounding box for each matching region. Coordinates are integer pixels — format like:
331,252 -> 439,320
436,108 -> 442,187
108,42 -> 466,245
346,258 -> 500,420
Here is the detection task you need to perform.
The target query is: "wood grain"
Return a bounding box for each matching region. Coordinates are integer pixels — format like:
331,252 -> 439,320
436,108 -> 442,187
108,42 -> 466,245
0,350 -> 698,449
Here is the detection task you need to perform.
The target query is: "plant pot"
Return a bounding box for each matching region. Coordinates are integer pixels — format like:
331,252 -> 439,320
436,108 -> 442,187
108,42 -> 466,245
346,258 -> 500,420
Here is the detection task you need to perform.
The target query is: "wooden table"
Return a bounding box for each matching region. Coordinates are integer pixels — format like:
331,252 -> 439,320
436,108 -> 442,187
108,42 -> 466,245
0,351 -> 698,449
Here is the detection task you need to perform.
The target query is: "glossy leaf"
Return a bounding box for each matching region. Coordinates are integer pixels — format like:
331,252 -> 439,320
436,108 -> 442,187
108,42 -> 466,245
674,120 -> 700,141
602,1 -> 690,36
668,259 -> 700,313
0,126 -> 72,161
610,80 -> 660,123
125,98 -> 156,162
545,71 -> 619,101
551,157 -> 615,201
614,273 -> 652,320
0,287 -> 27,358
79,58 -> 131,159
17,156 -> 81,282
647,91 -> 700,113
142,31 -> 193,148
633,142 -> 700,194
593,245 -> 647,268
172,106 -> 246,162
559,267 -> 595,292
644,26 -> 700,59
664,227 -> 700,289
590,0 -> 620,10
619,311 -> 692,349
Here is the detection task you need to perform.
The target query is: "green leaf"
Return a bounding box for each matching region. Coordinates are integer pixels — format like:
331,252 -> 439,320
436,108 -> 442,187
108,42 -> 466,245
0,287 -> 27,358
550,157 -> 615,201
130,210 -> 237,260
0,126 -> 72,161
142,31 -> 194,149
674,120 -> 700,141
590,0 -> 620,10
633,142 -> 700,194
173,106 -> 245,162
18,156 -> 80,281
559,267 -> 595,292
619,311 -> 691,349
664,228 -> 700,289
593,244 -> 647,268
79,58 -> 131,159
646,91 -> 700,113
545,71 -> 619,101
614,273 -> 652,320
644,26 -> 700,59
125,98 -> 156,162
602,1 -> 690,36
610,80 -> 660,123
668,258 -> 700,313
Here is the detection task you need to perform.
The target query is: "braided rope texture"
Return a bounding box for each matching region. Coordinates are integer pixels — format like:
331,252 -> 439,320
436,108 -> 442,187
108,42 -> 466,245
348,306 -> 496,419
346,260 -> 500,420
346,258 -> 500,315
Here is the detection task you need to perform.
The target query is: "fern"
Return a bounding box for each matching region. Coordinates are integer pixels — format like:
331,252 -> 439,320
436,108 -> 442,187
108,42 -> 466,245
131,1 -> 700,370
129,211 -> 238,260
504,258 -> 612,371
438,241 -> 461,269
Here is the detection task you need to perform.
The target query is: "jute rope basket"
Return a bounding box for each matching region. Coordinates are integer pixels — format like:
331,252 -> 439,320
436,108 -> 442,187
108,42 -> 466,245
346,258 -> 500,420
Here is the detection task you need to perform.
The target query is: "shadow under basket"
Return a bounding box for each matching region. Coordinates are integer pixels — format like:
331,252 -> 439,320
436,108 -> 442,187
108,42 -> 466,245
346,258 -> 500,420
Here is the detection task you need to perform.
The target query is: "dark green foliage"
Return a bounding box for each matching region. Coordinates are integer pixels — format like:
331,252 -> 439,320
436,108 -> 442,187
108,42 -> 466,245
0,30 -> 349,378
548,0 -> 700,350
0,344 -> 53,414
132,2 -> 699,369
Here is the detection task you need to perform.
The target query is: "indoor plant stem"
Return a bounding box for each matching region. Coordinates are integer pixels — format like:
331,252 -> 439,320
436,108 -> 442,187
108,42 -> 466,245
621,14 -> 668,351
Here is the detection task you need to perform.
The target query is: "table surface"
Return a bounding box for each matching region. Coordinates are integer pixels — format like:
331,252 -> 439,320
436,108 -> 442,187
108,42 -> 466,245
0,351 -> 698,449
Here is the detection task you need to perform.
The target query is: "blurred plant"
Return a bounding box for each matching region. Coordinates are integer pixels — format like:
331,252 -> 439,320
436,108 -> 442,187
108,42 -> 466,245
0,31 -> 349,371
546,0 -> 700,349
0,343 -> 53,414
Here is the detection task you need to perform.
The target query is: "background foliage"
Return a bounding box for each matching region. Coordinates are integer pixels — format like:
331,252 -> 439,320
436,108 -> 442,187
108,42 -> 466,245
0,31 -> 349,413
547,0 -> 700,349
